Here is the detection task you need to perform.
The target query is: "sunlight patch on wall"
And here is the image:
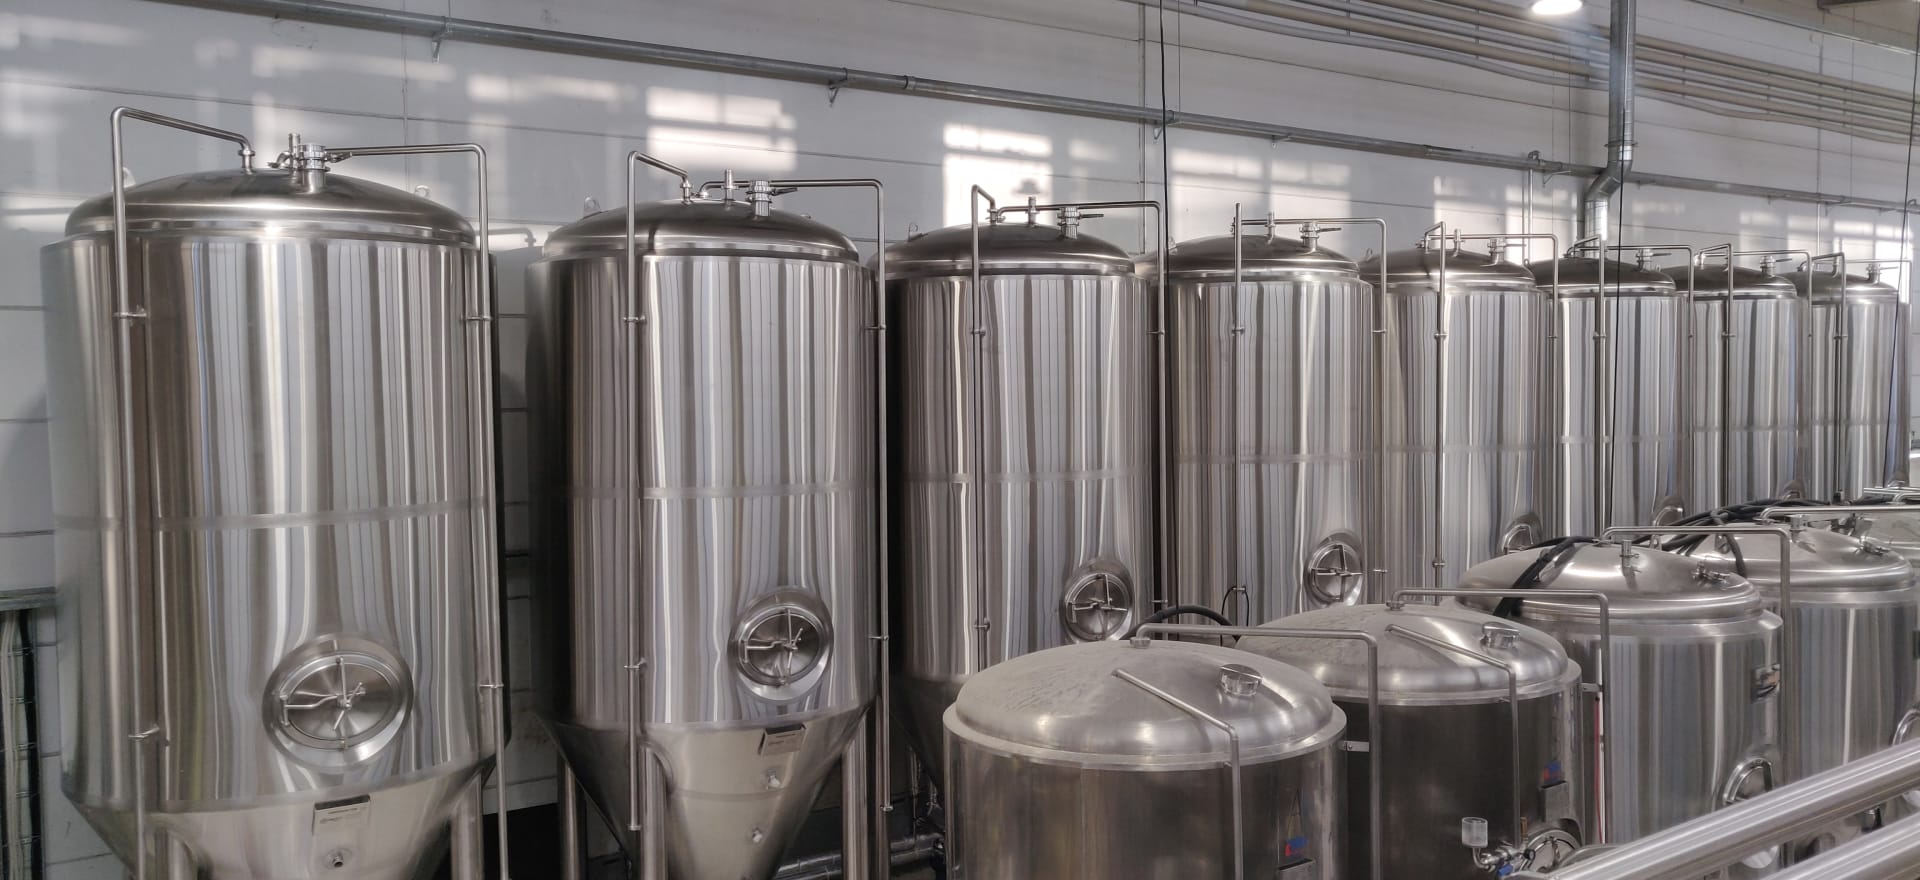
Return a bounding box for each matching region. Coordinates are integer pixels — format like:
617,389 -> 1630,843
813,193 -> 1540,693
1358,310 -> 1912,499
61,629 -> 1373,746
644,125 -> 797,174
647,87 -> 795,131
252,46 -> 435,81
0,13 -> 139,51
942,153 -> 1051,227
945,124 -> 1050,158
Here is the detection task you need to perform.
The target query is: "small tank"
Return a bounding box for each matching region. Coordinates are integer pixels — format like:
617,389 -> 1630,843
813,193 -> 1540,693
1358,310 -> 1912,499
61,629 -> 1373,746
1458,541 -> 1782,865
944,639 -> 1344,878
1531,255 -> 1686,533
1666,262 -> 1805,509
1236,604 -> 1586,879
1672,523 -> 1918,852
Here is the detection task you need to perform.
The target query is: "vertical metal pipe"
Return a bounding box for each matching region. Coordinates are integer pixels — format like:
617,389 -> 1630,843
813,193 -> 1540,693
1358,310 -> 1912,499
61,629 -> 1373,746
839,726 -> 871,880
966,186 -> 996,671
559,767 -> 582,880
104,106 -> 254,880
1111,669 -> 1245,880
1580,0 -> 1636,241
1811,252 -> 1849,498
1423,222 -> 1449,589
450,782 -> 485,880
1229,204 -> 1245,612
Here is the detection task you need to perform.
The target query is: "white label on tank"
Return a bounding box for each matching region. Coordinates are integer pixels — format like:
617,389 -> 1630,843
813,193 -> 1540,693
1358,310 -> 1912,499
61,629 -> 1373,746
312,796 -> 371,833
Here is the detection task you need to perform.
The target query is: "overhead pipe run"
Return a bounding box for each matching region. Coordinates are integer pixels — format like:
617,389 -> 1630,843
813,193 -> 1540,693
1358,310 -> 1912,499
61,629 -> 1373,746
148,0 -> 1915,225
1581,0 -> 1634,240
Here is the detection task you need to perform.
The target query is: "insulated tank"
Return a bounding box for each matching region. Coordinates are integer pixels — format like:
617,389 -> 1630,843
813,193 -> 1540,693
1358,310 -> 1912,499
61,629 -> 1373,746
1674,524 -> 1917,851
1459,541 -> 1782,869
1236,604 -> 1587,879
528,184 -> 875,879
1164,224 -> 1373,621
1795,268 -> 1904,500
1667,262 -> 1805,509
1363,242 -> 1550,585
42,129 -> 499,877
944,639 -> 1343,878
1531,256 -> 1686,532
885,213 -> 1154,768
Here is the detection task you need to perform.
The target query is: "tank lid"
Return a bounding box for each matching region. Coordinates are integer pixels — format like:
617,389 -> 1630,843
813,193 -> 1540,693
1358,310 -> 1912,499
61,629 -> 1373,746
1675,526 -> 1915,596
1792,271 -> 1900,302
65,168 -> 471,241
945,640 -> 1344,768
1457,542 -> 1767,623
885,221 -> 1136,277
1235,604 -> 1578,704
544,199 -> 857,260
1360,245 -> 1537,289
1158,233 -> 1358,279
1658,265 -> 1799,300
1530,257 -> 1677,295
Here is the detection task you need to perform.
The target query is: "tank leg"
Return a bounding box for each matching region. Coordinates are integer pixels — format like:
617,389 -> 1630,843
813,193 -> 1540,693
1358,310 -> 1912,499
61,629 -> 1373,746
449,780 -> 485,880
640,755 -> 667,880
165,836 -> 196,880
560,766 -> 583,880
842,724 -> 873,880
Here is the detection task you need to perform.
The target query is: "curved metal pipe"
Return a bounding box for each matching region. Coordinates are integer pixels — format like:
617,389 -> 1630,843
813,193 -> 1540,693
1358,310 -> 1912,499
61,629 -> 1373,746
1580,0 -> 1635,241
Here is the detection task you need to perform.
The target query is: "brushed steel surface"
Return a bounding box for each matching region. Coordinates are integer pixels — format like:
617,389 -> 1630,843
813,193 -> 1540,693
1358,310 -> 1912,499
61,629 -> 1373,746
1459,544 -> 1783,852
528,200 -> 875,880
1803,275 -> 1903,500
943,640 -> 1344,878
1240,604 -> 1587,880
1535,259 -> 1687,533
1365,247 -> 1550,587
1164,234 -> 1373,621
1676,268 -> 1805,508
1677,529 -> 1919,785
885,223 -> 1154,771
43,167 -> 492,878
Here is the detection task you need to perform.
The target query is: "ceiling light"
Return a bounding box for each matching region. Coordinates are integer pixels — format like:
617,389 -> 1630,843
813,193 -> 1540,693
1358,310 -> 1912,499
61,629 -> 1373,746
1530,0 -> 1583,15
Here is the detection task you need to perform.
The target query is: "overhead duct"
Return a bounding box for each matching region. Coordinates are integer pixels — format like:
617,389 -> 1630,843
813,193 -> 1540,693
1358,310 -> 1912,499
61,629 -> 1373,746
1582,0 -> 1635,240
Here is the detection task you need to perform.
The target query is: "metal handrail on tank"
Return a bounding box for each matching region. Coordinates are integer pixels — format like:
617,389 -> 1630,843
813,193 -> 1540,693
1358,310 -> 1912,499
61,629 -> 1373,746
1566,242 -> 1718,525
1227,212 -> 1391,597
1604,524 -> 1796,770
319,140 -> 508,880
1134,622 -> 1385,880
967,194 -> 1166,651
1810,252 -> 1850,498
1509,736 -> 1920,880
1110,668 -> 1247,880
106,105 -> 256,880
1388,588 -> 1614,844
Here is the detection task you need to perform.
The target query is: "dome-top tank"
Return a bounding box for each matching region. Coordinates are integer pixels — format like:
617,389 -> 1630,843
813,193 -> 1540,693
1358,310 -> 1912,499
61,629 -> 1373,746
1362,244 -> 1550,586
1458,542 -> 1782,866
1792,269 -> 1904,500
44,151 -> 495,878
528,195 -> 876,880
944,638 -> 1345,878
1162,228 -> 1373,622
1674,527 -> 1916,790
1237,604 -> 1586,878
1530,257 -> 1686,534
1665,263 -> 1805,509
884,218 -> 1154,772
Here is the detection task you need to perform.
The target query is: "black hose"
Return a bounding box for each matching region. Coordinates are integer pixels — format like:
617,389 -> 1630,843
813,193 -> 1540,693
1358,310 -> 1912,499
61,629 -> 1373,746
1124,604 -> 1235,639
1493,536 -> 1597,620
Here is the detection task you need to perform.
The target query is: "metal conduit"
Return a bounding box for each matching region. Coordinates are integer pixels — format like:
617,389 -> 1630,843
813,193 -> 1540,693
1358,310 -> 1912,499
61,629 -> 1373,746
148,0 -> 1917,212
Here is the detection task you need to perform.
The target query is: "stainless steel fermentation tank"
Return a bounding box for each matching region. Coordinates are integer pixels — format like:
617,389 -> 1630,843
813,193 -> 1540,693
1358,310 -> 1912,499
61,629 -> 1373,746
1163,212 -> 1384,622
1795,261 -> 1908,500
943,639 -> 1345,879
527,159 -> 884,879
1236,604 -> 1587,879
1674,510 -> 1919,851
1532,249 -> 1690,533
41,109 -> 508,879
885,193 -> 1158,771
1459,539 -> 1783,871
1363,230 -> 1553,587
1664,257 -> 1807,509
